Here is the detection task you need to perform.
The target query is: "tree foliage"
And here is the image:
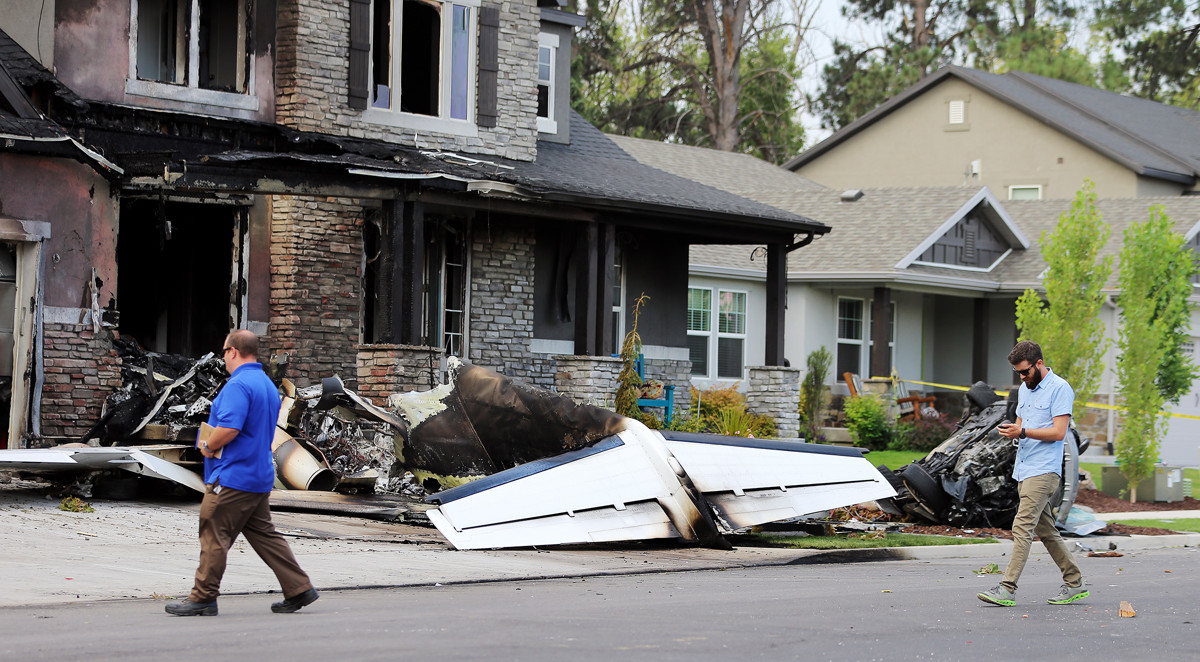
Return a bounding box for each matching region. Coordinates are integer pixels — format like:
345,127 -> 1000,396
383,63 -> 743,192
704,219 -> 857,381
1093,1 -> 1200,108
615,294 -> 648,419
571,0 -> 812,163
798,345 -> 832,442
1014,181 -> 1111,413
1114,206 -> 1198,500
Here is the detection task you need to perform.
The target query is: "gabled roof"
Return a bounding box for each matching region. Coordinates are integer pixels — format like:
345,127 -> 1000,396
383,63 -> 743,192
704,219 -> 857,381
895,187 -> 1029,268
784,66 -> 1200,185
0,28 -> 86,111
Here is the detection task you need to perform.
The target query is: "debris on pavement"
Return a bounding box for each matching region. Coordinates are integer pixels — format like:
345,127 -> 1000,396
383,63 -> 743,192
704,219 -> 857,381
1119,601 -> 1136,617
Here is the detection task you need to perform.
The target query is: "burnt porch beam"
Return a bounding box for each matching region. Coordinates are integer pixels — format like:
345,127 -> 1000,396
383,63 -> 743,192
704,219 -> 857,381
870,287 -> 891,379
392,200 -> 425,345
573,222 -> 600,355
765,242 -> 787,366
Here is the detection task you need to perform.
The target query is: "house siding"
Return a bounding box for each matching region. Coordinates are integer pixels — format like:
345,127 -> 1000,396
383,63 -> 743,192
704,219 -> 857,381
795,78 -> 1144,199
275,0 -> 539,161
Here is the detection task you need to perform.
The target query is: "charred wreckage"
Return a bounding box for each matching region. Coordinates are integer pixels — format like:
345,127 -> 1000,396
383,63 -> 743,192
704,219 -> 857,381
0,344 -> 897,550
877,381 -> 1096,534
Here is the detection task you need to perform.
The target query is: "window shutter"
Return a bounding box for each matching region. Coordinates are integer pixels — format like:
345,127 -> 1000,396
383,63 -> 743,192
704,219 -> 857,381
477,5 -> 500,127
348,0 -> 371,110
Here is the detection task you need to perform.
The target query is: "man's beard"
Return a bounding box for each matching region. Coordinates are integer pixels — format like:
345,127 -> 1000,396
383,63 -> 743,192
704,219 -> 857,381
1025,369 -> 1044,390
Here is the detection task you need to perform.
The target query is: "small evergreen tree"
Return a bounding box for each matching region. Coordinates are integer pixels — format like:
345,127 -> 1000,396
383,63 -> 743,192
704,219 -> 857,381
1014,180 -> 1112,413
798,346 -> 832,442
1114,206 -> 1199,501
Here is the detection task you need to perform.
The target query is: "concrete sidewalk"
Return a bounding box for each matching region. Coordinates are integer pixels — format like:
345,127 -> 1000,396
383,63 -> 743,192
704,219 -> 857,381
3,485 -> 1197,608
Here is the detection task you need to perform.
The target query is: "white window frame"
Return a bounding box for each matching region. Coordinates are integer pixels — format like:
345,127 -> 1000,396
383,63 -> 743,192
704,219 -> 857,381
611,247 -> 625,348
687,287 -> 713,377
715,289 -> 748,380
126,0 -> 259,111
836,297 -> 864,381
362,0 -> 480,137
536,32 -> 558,134
1008,185 -> 1043,201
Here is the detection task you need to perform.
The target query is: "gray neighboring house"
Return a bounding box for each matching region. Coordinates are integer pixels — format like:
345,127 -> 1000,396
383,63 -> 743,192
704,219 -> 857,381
785,65 -> 1200,200
615,133 -> 1200,464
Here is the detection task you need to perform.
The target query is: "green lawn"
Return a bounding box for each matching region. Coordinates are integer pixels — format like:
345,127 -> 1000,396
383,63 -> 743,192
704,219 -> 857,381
1079,462 -> 1199,494
750,532 -> 998,550
863,450 -> 926,470
1105,518 -> 1200,533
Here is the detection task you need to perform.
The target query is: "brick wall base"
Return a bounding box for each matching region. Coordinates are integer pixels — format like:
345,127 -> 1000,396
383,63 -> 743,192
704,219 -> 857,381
40,323 -> 121,443
355,344 -> 444,406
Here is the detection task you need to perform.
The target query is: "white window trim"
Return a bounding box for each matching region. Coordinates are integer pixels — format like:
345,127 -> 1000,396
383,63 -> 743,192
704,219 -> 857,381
715,289 -> 747,380
687,286 -> 714,378
536,32 -> 559,134
612,249 -> 625,347
126,0 -> 259,111
364,0 -> 481,136
836,296 -> 865,379
1008,184 -> 1043,201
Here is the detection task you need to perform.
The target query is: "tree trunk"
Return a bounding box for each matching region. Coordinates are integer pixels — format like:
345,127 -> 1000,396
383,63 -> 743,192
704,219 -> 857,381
1129,484 -> 1138,503
693,0 -> 749,152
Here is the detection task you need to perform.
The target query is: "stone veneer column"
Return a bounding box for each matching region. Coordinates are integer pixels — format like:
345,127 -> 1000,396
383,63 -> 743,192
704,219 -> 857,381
746,366 -> 803,440
267,195 -> 364,388
554,356 -> 621,410
355,345 -> 445,406
40,322 -> 121,442
468,222 -> 549,385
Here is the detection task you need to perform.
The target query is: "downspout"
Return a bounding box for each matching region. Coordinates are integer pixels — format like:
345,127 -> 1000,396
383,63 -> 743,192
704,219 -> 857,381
31,242 -> 45,438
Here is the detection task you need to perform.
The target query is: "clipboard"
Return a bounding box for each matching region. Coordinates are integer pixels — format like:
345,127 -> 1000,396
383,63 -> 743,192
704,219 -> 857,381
198,423 -> 223,459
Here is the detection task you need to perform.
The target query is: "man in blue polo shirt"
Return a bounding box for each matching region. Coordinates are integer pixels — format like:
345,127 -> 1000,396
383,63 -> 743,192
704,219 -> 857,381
166,330 -> 318,616
977,340 -> 1087,607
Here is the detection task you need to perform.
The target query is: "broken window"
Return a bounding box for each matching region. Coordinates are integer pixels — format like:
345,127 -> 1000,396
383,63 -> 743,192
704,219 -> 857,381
132,0 -> 251,95
369,0 -> 477,121
117,199 -> 242,357
426,221 -> 470,357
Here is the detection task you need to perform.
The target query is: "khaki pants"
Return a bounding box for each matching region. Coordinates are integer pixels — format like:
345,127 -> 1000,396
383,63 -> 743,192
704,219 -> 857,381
189,485 -> 313,602
1001,472 -> 1083,593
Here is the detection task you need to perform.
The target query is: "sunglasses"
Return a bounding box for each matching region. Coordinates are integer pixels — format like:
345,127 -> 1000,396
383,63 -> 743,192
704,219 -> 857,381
1013,364 -> 1036,378
222,346 -> 234,355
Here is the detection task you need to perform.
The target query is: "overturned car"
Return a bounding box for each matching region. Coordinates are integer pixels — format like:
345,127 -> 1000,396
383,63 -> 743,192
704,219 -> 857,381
877,382 -> 1088,531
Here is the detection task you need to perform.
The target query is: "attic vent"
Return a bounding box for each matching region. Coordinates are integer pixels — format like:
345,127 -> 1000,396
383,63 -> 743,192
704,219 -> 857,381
948,100 -> 965,124
840,189 -> 864,202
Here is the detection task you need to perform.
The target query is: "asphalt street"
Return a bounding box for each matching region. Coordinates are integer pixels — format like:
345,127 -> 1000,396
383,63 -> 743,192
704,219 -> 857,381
2,547 -> 1195,661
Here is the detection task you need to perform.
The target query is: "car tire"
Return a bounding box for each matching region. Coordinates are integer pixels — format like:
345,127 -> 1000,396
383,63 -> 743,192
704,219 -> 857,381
899,463 -> 950,519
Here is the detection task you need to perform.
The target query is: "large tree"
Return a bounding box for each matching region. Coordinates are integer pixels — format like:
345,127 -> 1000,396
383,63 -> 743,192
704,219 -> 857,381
571,0 -> 814,163
1013,181 -> 1112,414
1093,1 -> 1200,108
1114,206 -> 1199,501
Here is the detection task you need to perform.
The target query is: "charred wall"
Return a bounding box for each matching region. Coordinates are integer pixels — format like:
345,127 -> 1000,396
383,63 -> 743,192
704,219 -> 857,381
267,195 -> 365,387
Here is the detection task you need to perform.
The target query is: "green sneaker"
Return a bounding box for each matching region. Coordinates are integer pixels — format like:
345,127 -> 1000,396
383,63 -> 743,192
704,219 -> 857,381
977,585 -> 1015,607
1047,584 -> 1089,605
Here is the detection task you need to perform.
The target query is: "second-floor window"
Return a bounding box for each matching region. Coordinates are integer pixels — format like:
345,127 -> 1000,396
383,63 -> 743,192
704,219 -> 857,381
369,0 -> 478,125
132,0 -> 251,95
536,32 -> 557,133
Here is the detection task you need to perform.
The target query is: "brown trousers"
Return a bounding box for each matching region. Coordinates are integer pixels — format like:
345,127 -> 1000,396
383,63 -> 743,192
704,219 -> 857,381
1000,472 -> 1083,593
189,485 -> 313,602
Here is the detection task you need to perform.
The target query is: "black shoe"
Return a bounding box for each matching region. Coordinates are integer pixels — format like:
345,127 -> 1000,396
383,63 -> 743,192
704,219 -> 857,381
271,588 -> 319,613
165,599 -> 218,616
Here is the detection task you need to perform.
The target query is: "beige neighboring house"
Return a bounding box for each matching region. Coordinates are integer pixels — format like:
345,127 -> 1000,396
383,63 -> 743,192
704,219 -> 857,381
614,132 -> 1200,464
785,66 -> 1200,200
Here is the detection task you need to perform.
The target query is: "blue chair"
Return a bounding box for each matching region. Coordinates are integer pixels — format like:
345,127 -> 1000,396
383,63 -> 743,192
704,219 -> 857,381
634,354 -> 675,425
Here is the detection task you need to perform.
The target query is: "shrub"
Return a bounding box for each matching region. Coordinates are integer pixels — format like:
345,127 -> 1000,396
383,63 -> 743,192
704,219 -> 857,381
843,394 -> 893,450
685,383 -> 777,438
890,414 -> 955,452
798,346 -> 833,441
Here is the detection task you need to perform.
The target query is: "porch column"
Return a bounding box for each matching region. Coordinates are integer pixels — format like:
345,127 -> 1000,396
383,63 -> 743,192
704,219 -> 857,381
765,242 -> 786,366
972,298 -> 989,383
392,199 -> 424,345
573,221 -> 599,355
870,286 -> 891,378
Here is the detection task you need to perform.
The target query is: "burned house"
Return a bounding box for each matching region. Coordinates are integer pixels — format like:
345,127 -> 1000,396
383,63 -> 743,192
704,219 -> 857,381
0,0 -> 827,451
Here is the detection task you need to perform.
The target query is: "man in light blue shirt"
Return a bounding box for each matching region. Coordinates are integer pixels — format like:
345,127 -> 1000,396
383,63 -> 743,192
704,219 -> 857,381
977,341 -> 1087,607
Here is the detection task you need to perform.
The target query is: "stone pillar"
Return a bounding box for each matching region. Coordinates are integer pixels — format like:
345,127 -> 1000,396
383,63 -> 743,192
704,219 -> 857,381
746,365 -> 803,440
355,344 -> 444,406
553,355 -> 621,409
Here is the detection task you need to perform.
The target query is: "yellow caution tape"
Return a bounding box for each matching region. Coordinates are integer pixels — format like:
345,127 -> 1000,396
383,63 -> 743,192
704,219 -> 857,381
872,377 -> 1200,421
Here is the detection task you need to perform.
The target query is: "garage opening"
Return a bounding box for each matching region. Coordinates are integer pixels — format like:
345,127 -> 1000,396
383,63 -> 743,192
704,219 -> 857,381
117,199 -> 241,356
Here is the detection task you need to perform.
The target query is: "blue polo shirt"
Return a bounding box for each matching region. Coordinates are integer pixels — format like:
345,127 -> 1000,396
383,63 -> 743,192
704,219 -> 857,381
204,363 -> 280,493
1012,367 -> 1075,482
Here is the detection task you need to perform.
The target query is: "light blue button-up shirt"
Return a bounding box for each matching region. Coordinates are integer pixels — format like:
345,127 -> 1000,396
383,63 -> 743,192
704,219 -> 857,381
1012,367 -> 1075,482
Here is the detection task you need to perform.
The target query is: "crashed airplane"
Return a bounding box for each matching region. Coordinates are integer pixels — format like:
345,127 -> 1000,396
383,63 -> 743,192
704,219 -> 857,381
0,348 -> 896,550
